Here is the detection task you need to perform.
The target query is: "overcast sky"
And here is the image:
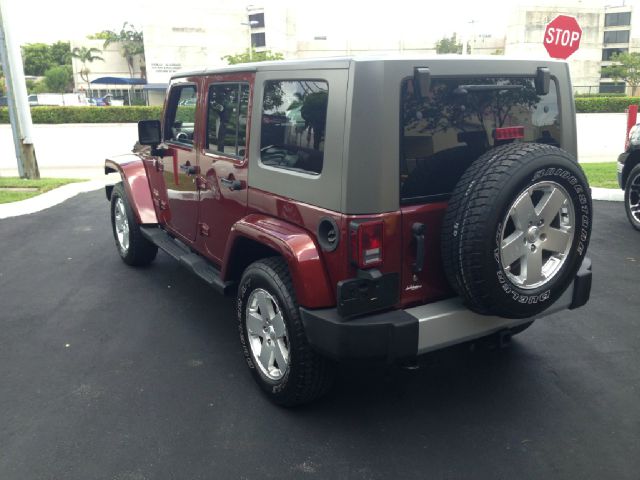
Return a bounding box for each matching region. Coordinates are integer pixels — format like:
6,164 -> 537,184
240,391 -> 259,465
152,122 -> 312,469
5,0 -> 630,46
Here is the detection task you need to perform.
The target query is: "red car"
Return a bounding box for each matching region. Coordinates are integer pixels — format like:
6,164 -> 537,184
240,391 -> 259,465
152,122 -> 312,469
106,58 -> 593,406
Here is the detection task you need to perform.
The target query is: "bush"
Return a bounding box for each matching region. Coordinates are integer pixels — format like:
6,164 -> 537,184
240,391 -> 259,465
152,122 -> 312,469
575,96 -> 640,113
0,105 -> 162,124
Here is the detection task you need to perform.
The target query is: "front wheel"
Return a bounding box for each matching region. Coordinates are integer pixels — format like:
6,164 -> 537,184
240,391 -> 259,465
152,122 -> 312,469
110,183 -> 158,266
624,164 -> 640,231
237,257 -> 334,407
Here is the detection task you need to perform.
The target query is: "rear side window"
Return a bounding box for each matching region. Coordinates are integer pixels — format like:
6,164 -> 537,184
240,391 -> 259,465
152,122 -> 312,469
207,83 -> 250,158
260,80 -> 328,175
165,85 -> 197,146
400,76 -> 560,202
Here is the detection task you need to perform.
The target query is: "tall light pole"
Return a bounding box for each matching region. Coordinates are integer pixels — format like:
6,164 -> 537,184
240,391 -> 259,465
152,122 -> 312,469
0,0 -> 39,178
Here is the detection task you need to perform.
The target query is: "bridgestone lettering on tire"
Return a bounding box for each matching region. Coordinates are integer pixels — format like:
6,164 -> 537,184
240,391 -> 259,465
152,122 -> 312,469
237,257 -> 334,407
441,143 -> 592,318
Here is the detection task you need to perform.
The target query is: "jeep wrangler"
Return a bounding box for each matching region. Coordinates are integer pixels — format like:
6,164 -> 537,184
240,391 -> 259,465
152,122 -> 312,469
105,57 -> 593,406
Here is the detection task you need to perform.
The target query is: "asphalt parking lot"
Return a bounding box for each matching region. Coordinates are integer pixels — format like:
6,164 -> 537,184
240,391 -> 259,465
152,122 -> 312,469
1,192 -> 639,480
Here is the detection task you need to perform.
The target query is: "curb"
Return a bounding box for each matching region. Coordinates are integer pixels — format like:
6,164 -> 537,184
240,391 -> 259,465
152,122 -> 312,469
591,187 -> 624,202
0,179 -> 108,219
0,182 -> 625,220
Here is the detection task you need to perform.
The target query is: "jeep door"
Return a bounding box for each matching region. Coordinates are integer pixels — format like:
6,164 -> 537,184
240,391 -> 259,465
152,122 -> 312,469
149,79 -> 202,242
196,74 -> 252,262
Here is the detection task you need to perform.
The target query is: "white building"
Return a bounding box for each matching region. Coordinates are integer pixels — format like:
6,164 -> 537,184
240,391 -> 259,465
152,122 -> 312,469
70,39 -> 145,103
69,0 -> 639,104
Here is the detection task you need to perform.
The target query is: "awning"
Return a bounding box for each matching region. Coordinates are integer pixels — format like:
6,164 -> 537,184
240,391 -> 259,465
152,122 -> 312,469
90,77 -> 147,85
142,83 -> 169,91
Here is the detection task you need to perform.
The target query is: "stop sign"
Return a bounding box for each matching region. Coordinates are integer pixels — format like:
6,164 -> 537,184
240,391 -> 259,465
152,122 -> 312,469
544,15 -> 582,60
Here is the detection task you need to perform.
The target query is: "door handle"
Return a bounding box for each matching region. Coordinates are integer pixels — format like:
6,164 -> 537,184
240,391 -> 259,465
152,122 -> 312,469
220,177 -> 243,191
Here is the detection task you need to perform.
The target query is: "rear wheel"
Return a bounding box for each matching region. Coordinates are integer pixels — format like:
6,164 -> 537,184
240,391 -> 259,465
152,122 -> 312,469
238,257 -> 334,407
110,183 -> 158,266
624,164 -> 640,231
442,143 -> 592,318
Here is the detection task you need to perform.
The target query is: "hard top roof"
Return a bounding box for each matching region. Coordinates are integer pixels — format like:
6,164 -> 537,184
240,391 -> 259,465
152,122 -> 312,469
171,55 -> 567,80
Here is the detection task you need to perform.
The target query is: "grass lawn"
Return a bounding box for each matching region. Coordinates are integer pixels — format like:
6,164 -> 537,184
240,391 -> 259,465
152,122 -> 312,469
0,177 -> 84,204
580,162 -> 619,189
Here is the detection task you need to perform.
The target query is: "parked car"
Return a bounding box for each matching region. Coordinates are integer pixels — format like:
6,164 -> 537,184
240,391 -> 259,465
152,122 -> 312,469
105,57 -> 593,406
618,122 -> 640,230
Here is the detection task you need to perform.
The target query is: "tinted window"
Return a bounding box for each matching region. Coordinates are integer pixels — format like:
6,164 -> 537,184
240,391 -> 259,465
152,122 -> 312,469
602,48 -> 628,61
605,12 -> 631,26
260,80 -> 328,175
207,83 -> 249,157
251,32 -> 266,48
165,85 -> 197,146
604,30 -> 630,44
400,76 -> 560,202
249,13 -> 265,28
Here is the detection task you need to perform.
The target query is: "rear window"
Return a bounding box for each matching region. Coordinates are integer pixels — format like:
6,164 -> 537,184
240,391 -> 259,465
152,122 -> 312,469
400,76 -> 560,203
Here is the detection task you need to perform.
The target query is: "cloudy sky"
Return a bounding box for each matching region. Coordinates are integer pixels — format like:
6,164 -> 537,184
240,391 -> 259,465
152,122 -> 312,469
5,0 -> 630,46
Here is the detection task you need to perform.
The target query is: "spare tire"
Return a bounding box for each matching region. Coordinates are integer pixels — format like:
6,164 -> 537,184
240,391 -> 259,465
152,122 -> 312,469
441,143 -> 592,318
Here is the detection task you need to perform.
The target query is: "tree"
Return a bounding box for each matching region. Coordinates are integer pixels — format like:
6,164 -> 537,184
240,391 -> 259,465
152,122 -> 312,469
602,52 -> 640,96
44,65 -> 74,93
49,41 -> 71,66
71,46 -> 104,95
436,34 -> 462,54
221,48 -> 284,65
22,43 -> 53,76
96,22 -> 146,79
22,41 -> 71,77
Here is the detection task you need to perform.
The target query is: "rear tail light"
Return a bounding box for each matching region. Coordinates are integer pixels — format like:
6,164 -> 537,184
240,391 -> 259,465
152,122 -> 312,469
349,220 -> 384,269
494,126 -> 525,141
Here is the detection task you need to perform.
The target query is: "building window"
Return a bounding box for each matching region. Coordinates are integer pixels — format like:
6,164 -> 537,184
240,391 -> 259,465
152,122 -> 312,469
207,83 -> 250,158
604,12 -> 631,27
599,82 -> 626,94
602,48 -> 628,61
603,30 -> 630,44
251,32 -> 266,48
260,80 -> 329,175
248,13 -> 264,28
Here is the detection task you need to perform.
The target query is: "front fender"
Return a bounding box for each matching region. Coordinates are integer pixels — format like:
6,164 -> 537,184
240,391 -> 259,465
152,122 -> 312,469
105,154 -> 158,225
224,214 -> 334,309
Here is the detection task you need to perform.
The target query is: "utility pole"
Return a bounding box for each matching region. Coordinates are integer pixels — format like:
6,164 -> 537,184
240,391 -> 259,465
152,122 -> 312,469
0,0 -> 39,179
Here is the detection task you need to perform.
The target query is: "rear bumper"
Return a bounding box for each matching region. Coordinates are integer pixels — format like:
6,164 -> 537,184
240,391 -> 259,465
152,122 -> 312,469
300,258 -> 592,362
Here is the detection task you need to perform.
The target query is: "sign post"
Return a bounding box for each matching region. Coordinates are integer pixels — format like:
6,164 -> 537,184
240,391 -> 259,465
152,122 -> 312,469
543,15 -> 583,60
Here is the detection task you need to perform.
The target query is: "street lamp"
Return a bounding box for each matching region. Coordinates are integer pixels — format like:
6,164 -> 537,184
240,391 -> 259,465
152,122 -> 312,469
241,20 -> 259,61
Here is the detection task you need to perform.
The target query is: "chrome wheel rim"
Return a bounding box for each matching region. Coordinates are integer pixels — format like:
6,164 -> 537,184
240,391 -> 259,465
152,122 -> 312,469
627,172 -> 640,224
500,181 -> 575,290
114,197 -> 130,253
245,288 -> 289,381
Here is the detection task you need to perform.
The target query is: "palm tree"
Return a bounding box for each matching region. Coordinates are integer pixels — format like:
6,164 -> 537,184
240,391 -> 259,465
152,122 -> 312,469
101,22 -> 145,79
71,47 -> 103,98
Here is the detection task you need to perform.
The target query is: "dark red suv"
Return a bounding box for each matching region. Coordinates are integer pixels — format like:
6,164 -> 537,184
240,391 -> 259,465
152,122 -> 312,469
106,58 -> 593,406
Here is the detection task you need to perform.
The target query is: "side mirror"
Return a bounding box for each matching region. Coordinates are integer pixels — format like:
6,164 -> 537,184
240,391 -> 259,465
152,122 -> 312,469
413,67 -> 431,99
535,67 -> 550,96
138,120 -> 162,146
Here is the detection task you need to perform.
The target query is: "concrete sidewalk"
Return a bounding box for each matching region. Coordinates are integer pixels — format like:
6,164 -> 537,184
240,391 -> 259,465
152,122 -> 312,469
0,179 -> 624,220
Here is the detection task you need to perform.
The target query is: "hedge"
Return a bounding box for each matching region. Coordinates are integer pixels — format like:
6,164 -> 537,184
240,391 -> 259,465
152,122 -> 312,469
0,106 -> 162,124
0,97 -> 639,123
575,96 -> 640,114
